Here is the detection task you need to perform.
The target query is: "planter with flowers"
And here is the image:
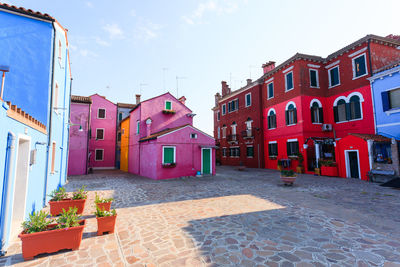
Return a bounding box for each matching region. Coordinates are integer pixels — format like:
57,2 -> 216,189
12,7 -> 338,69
94,193 -> 114,211
162,162 -> 176,168
95,207 -> 117,236
320,160 -> 338,177
18,208 -> 85,260
48,186 -> 88,216
280,169 -> 297,186
295,153 -> 304,174
162,109 -> 176,115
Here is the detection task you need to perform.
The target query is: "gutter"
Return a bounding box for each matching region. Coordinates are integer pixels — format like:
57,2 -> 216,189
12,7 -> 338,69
0,132 -> 16,255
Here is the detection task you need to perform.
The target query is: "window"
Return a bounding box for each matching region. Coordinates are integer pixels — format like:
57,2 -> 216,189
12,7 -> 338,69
117,132 -> 121,142
165,101 -> 172,110
267,109 -> 276,129
285,72 -> 294,91
268,142 -> 278,157
95,149 -> 104,161
246,146 -> 254,158
96,129 -> 104,140
267,82 -> 274,99
230,122 -> 237,141
373,142 -> 392,164
51,141 -> 56,174
228,99 -> 239,113
352,54 -> 367,78
329,66 -> 340,87
285,103 -> 297,125
53,82 -> 59,111
245,93 -> 251,107
217,126 -> 220,139
310,101 -> 323,124
222,147 -> 227,157
334,99 -> 347,122
217,111 -> 220,121
309,69 -> 319,88
287,140 -> 299,156
245,118 -> 252,130
229,147 -> 240,157
382,88 -> 400,111
222,126 -> 226,138
190,133 -> 198,139
349,95 -> 362,120
119,112 -> 123,121
98,108 -> 106,119
163,146 -> 176,164
222,104 -> 226,115
136,120 -> 140,135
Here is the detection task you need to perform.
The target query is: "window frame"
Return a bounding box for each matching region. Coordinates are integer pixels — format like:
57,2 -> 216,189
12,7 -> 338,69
222,126 -> 226,138
285,102 -> 297,126
285,71 -> 294,92
97,108 -> 106,119
222,147 -> 227,157
268,141 -> 278,157
309,69 -> 319,88
217,126 -> 221,139
310,99 -> 323,124
246,145 -> 254,158
95,149 -> 104,161
245,93 -> 251,107
328,65 -> 340,88
190,133 -> 198,139
352,53 -> 368,79
165,100 -> 172,110
96,128 -> 105,140
267,109 -> 277,130
217,111 -> 220,121
162,146 -> 176,164
388,88 -> 400,111
287,140 -> 299,157
228,98 -> 239,113
222,104 -> 226,115
267,82 -> 274,99
229,146 -> 240,158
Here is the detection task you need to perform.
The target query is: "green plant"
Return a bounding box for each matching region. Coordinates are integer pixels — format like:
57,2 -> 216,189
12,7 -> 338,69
320,160 -> 336,167
21,211 -> 53,234
56,207 -> 82,229
280,170 -> 296,177
95,207 -> 117,217
316,159 -> 322,168
296,153 -> 304,167
72,185 -> 88,200
94,193 -> 114,204
277,160 -> 283,166
48,187 -> 68,201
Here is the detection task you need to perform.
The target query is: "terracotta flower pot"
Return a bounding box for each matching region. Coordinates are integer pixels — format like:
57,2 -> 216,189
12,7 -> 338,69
296,166 -> 304,174
96,215 -> 117,236
18,220 -> 86,260
49,199 -> 86,216
280,175 -> 297,186
96,202 -> 112,211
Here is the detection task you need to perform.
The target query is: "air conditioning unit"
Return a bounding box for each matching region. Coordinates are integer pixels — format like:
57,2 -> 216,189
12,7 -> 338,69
322,124 -> 332,131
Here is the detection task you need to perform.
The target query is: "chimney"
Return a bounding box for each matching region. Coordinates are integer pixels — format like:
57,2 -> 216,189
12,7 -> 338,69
246,79 -> 252,85
215,93 -> 221,106
178,96 -> 186,105
135,94 -> 141,104
262,61 -> 276,74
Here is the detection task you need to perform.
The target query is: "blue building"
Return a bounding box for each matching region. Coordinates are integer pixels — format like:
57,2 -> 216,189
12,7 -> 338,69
369,61 -> 400,139
0,3 -> 71,253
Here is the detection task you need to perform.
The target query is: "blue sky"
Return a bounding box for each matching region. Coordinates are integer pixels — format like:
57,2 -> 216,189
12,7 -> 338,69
4,0 -> 400,134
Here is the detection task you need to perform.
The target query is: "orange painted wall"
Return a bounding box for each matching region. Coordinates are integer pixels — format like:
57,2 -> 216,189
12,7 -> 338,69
120,118 -> 130,172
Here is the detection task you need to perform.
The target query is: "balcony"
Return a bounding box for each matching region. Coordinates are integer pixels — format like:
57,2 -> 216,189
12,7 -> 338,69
227,134 -> 238,143
241,129 -> 255,139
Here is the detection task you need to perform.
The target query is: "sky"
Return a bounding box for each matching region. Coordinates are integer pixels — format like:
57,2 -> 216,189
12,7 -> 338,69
3,0 -> 400,134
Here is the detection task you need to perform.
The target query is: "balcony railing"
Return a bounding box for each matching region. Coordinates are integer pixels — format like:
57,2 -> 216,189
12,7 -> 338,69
241,129 -> 254,139
227,134 -> 238,142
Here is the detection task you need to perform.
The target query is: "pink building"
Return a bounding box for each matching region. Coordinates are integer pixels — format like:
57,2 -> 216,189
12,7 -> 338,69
68,96 -> 91,175
128,93 -> 215,179
88,94 -> 117,170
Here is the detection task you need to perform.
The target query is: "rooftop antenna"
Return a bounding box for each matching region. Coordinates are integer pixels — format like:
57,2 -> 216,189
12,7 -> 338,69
176,76 -> 187,98
139,83 -> 148,95
162,67 -> 168,92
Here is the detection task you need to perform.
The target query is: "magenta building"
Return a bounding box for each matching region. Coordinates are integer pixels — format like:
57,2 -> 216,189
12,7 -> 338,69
128,93 -> 215,179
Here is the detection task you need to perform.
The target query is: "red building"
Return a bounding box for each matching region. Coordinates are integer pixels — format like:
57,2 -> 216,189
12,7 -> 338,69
212,79 -> 265,168
260,34 -> 400,177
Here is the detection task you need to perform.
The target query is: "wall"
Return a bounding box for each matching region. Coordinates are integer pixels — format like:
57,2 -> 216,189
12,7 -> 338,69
68,102 -> 90,175
0,11 -> 52,124
89,94 -> 117,169
370,42 -> 400,72
120,118 -> 130,172
128,106 -> 141,174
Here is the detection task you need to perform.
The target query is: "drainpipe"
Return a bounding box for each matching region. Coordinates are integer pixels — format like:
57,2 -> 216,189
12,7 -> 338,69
0,132 -> 16,255
367,39 -> 377,134
64,77 -> 73,181
43,22 -> 57,207
86,101 -> 91,174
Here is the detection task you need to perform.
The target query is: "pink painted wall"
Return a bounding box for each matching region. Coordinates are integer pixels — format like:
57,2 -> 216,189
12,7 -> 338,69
89,94 -> 117,169
68,102 -> 90,175
128,105 -> 141,174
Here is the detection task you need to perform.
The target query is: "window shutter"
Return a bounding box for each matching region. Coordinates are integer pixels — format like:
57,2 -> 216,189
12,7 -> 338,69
311,108 -> 315,123
287,142 -> 290,156
268,116 -> 271,129
381,91 -> 390,111
355,101 -> 361,119
273,115 -> 276,128
345,103 -> 351,120
163,147 -> 174,163
333,106 -> 338,122
285,110 -> 289,125
319,107 -> 324,123
294,108 -> 297,123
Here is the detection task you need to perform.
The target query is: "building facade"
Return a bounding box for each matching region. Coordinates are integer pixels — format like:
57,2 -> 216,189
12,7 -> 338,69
0,3 -> 71,252
115,101 -> 136,169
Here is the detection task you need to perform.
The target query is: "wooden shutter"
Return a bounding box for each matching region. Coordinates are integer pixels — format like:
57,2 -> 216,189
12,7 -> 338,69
345,103 -> 351,120
268,116 -> 271,129
333,106 -> 338,122
163,147 -> 174,163
381,91 -> 390,111
287,142 -> 291,156
285,111 -> 289,125
311,107 -> 315,123
355,101 -> 361,119
294,108 -> 297,123
319,107 -> 324,123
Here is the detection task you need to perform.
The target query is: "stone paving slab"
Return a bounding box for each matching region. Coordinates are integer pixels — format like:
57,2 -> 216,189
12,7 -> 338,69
1,166 -> 400,266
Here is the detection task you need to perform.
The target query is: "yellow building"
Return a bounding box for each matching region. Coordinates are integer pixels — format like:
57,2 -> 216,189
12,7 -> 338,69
120,117 -> 130,172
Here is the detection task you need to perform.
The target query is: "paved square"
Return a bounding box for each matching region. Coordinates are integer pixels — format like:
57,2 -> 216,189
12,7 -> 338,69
2,166 -> 400,266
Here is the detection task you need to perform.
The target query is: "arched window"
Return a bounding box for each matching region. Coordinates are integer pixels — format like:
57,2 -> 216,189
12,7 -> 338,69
285,103 -> 297,125
245,117 -> 252,130
349,95 -> 362,120
310,101 -> 323,124
267,109 -> 276,129
231,122 -> 237,141
334,99 -> 347,122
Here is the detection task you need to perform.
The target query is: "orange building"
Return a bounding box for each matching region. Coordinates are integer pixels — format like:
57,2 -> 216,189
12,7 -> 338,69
120,117 -> 130,172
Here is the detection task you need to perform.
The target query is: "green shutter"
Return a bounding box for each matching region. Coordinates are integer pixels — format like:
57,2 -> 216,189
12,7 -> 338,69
163,147 -> 174,163
165,101 -> 172,110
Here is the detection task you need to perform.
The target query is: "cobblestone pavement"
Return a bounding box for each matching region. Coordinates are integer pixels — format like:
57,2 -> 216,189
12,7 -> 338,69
1,166 -> 400,266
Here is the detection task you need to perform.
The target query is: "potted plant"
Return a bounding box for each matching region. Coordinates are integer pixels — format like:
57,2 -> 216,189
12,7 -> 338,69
237,161 -> 246,171
296,153 -> 304,174
162,162 -> 176,168
162,109 -> 176,114
94,193 -> 114,211
320,160 -> 338,177
314,159 -> 321,176
277,159 -> 283,171
19,208 -> 85,260
48,186 -> 88,216
280,169 -> 297,186
95,207 -> 117,236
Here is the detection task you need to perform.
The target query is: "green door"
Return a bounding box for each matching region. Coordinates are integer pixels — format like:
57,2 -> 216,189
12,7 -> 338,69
202,148 -> 211,174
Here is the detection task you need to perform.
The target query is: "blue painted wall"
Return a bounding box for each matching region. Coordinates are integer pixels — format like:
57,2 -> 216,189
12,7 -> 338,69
0,11 -> 53,125
371,66 -> 400,139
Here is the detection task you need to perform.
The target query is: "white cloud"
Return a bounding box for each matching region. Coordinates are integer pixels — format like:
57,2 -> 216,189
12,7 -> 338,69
86,1 -> 94,8
103,23 -> 125,39
79,49 -> 98,57
134,20 -> 163,41
182,0 -> 239,25
69,44 -> 78,51
130,9 -> 136,17
95,37 -> 111,47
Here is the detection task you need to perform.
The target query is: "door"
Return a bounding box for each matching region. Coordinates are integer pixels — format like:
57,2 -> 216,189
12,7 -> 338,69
202,148 -> 211,174
347,151 -> 360,179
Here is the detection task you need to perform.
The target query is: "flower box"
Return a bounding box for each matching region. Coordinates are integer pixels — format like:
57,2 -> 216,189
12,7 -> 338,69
18,220 -> 86,260
280,175 -> 297,186
96,202 -> 112,211
321,166 -> 338,177
162,109 -> 176,114
162,163 -> 176,168
49,199 -> 86,216
96,215 -> 117,236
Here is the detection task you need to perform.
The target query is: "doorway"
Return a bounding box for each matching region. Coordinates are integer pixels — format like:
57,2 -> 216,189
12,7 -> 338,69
10,135 -> 31,240
345,150 -> 360,179
202,148 -> 212,174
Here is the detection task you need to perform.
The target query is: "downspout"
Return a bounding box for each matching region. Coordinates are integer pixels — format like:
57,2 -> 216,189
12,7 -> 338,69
43,22 -> 57,207
367,39 -> 377,135
86,102 -> 91,174
0,132 -> 16,255
65,77 -> 73,179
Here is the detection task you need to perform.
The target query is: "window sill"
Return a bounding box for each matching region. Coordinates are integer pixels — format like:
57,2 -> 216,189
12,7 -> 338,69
267,96 -> 274,100
385,108 -> 400,115
310,86 -> 320,89
247,156 -> 254,158
352,73 -> 368,80
285,88 -> 294,92
286,123 -> 297,127
162,163 -> 176,168
312,122 -> 323,125
335,117 -> 363,124
269,156 -> 278,159
328,83 -> 340,89
268,127 -> 276,130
